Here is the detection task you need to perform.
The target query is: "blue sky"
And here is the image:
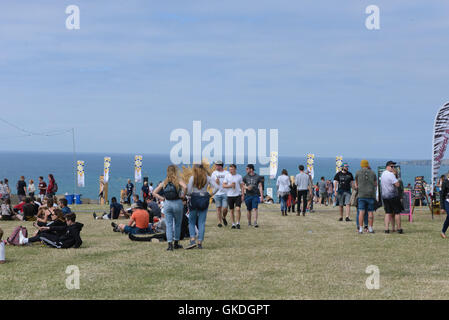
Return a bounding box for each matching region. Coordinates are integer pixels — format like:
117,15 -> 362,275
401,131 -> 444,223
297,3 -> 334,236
0,0 -> 448,159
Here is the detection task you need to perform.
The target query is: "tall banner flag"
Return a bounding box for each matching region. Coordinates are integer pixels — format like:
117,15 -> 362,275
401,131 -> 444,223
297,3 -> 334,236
269,151 -> 278,179
307,154 -> 315,179
432,102 -> 449,193
134,155 -> 143,183
104,157 -> 111,183
77,160 -> 85,187
336,156 -> 343,173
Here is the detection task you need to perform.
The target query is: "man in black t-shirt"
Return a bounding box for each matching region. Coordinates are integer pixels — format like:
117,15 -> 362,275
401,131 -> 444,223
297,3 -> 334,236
333,163 -> 354,221
242,164 -> 264,228
125,179 -> 134,204
16,176 -> 27,202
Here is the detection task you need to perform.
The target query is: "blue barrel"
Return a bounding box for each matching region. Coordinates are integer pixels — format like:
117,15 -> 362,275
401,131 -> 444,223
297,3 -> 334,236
74,194 -> 82,205
65,194 -> 75,205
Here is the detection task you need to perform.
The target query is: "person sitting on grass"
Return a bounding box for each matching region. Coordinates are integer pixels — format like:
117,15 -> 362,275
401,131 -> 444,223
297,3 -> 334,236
111,202 -> 152,235
143,196 -> 162,223
0,227 -> 5,264
93,197 -> 129,220
27,209 -> 67,243
58,198 -> 72,215
1,198 -> 22,221
20,213 -> 83,248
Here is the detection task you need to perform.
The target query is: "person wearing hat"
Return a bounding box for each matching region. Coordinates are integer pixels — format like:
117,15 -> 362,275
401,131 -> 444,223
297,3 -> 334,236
333,163 -> 354,221
380,161 -> 403,234
355,160 -> 377,234
211,160 -> 229,228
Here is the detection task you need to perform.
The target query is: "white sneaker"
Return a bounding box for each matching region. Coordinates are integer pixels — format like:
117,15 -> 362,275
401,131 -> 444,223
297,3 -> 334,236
19,231 -> 26,245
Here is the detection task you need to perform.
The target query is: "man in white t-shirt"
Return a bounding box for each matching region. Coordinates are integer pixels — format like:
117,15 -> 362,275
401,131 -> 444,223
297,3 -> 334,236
211,161 -> 229,228
223,164 -> 244,229
380,161 -> 403,234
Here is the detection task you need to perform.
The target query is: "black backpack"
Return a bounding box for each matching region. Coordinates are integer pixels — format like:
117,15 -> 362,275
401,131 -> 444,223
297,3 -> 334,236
163,182 -> 179,200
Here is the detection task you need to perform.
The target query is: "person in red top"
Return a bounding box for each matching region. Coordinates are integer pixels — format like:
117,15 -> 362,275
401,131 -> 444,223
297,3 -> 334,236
113,203 -> 151,235
47,174 -> 55,196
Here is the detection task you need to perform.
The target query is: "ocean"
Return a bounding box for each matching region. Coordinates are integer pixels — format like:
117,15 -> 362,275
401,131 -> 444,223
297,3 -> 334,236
0,151 -> 445,202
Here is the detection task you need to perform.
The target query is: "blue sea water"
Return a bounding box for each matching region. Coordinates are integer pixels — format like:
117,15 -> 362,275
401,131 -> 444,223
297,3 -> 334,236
0,151 -> 445,201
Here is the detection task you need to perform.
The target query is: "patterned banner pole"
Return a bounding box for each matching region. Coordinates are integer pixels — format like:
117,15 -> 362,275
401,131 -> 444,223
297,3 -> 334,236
336,156 -> 343,173
77,160 -> 85,188
307,154 -> 315,180
269,151 -> 278,179
104,157 -> 111,183
134,155 -> 143,183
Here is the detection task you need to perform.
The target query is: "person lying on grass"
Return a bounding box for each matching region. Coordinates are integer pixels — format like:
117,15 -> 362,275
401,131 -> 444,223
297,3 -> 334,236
93,197 -> 130,220
19,213 -> 83,249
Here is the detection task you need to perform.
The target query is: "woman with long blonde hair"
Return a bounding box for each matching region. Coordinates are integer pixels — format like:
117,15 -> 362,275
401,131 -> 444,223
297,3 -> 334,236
153,165 -> 187,251
185,164 -> 218,250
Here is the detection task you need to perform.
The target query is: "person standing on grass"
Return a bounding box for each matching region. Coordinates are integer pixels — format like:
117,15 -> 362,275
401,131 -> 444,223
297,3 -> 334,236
318,177 -> 327,205
295,165 -> 309,216
28,179 -> 36,198
439,171 -> 449,238
381,161 -> 403,234
2,179 -> 10,200
125,179 -> 134,204
243,164 -> 264,228
141,181 -> 150,201
223,164 -> 244,229
334,163 -> 354,221
326,179 -> 334,206
276,169 -> 291,216
287,177 -> 297,213
17,176 -> 27,201
185,164 -> 218,250
355,160 -> 377,234
152,165 -> 187,251
46,174 -> 56,197
38,176 -> 47,201
211,161 -> 229,228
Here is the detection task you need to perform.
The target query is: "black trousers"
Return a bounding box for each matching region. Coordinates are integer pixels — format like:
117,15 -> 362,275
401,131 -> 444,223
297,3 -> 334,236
297,190 -> 308,213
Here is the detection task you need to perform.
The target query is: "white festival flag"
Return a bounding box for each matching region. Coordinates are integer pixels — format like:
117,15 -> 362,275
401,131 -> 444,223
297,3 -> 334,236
77,160 -> 85,188
307,154 -> 315,180
104,157 -> 111,183
134,155 -> 143,183
432,102 -> 449,192
269,151 -> 278,179
336,156 -> 343,173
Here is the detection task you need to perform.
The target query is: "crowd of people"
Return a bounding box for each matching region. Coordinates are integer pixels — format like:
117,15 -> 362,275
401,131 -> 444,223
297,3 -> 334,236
2,159 -> 449,257
276,160 -> 407,234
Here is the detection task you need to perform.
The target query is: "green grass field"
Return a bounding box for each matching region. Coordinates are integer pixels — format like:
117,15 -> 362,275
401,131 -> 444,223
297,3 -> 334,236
0,203 -> 448,300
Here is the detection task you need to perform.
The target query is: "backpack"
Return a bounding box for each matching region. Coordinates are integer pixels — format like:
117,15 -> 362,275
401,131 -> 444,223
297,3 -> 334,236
7,226 -> 28,246
163,182 -> 179,200
52,182 -> 58,193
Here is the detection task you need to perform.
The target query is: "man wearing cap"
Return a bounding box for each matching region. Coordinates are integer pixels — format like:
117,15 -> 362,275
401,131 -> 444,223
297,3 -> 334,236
211,161 -> 229,228
355,160 -> 377,233
333,163 -> 354,221
380,161 -> 403,234
242,164 -> 264,227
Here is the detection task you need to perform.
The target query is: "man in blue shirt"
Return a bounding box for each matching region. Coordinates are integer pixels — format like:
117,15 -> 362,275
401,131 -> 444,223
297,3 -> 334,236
59,198 -> 72,215
125,179 -> 134,204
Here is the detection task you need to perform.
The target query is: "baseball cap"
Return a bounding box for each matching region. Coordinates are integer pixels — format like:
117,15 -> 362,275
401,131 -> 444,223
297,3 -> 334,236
386,161 -> 397,167
215,160 -> 224,166
342,162 -> 349,167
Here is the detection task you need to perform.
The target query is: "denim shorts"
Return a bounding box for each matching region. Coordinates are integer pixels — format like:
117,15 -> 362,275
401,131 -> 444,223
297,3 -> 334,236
214,194 -> 228,208
358,198 -> 375,212
245,195 -> 259,211
124,226 -> 152,235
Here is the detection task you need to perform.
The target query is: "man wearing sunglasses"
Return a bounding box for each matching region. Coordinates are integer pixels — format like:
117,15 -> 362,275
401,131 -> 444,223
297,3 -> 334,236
333,163 -> 354,221
380,161 -> 403,234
